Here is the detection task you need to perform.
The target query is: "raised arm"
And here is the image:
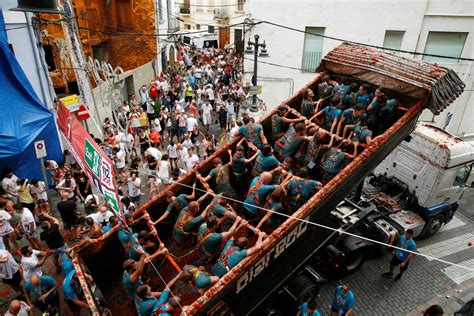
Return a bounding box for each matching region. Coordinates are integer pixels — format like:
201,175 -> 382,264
221,217 -> 242,240
245,151 -> 259,164
185,183 -> 196,200
336,115 -> 346,136
246,231 -> 266,256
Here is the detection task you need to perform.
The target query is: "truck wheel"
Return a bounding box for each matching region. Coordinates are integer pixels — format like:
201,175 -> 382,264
420,214 -> 444,239
345,247 -> 370,274
285,274 -> 319,304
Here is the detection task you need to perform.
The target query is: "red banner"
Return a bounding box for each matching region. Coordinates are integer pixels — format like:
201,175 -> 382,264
57,103 -> 122,215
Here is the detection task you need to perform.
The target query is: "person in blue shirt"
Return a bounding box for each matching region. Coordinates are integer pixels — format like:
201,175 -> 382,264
236,117 -> 268,150
230,146 -> 258,198
197,158 -> 233,195
213,231 -> 265,277
172,200 -> 210,245
344,125 -> 373,144
336,103 -> 367,136
287,170 -> 322,212
331,283 -> 355,316
312,99 -> 343,133
256,187 -> 286,230
319,135 -> 358,183
60,252 -> 75,277
274,123 -> 314,159
24,274 -> 59,314
197,216 -> 242,261
301,88 -> 322,119
382,229 -> 416,281
62,270 -> 91,313
122,251 -> 146,304
152,187 -> 196,225
135,272 -> 182,316
354,84 -> 372,106
271,105 -> 307,141
251,145 -> 280,177
300,300 -> 321,316
182,265 -> 219,293
244,172 -> 278,217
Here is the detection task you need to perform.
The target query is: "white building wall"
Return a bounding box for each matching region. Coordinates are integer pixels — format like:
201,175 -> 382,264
2,4 -> 55,110
245,0 -> 473,138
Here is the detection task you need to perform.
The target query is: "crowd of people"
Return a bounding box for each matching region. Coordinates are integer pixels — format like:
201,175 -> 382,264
0,39 -> 414,315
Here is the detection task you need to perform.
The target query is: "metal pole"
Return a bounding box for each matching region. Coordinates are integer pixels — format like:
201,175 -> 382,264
251,34 -> 259,112
39,158 -> 51,202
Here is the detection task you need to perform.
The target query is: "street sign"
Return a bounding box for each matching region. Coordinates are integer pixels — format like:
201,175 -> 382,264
76,104 -> 90,120
34,140 -> 47,158
59,94 -> 80,112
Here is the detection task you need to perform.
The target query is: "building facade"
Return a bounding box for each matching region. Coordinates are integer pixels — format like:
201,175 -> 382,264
177,0 -> 248,52
245,0 -> 473,138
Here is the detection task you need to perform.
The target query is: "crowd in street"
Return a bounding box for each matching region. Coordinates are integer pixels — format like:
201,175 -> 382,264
0,41 -> 422,316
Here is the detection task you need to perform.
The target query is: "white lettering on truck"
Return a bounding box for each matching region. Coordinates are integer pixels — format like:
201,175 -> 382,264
236,217 -> 309,294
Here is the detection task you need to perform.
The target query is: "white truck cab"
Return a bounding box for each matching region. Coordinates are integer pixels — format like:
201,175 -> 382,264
370,123 -> 473,238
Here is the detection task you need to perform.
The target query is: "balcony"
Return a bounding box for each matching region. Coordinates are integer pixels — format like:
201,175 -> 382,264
168,17 -> 180,33
179,5 -> 190,15
214,9 -> 230,19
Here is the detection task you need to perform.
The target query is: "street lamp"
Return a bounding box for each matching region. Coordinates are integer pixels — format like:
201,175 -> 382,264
245,34 -> 269,112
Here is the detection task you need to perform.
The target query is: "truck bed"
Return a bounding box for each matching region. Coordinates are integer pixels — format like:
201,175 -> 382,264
71,43 -> 464,315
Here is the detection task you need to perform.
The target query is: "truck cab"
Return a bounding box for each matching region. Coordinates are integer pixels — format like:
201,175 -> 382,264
372,123 -> 474,237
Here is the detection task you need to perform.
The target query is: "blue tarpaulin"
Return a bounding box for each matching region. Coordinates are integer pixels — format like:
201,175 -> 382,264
0,11 -> 62,183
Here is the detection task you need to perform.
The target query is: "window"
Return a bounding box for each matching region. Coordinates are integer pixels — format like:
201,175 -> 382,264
158,0 -> 163,23
42,45 -> 56,71
116,0 -> 133,31
301,27 -> 325,72
383,30 -> 404,50
238,0 -> 245,11
454,164 -> 472,186
423,32 -> 468,64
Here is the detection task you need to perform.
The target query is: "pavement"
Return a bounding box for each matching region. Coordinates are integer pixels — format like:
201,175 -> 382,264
315,188 -> 474,316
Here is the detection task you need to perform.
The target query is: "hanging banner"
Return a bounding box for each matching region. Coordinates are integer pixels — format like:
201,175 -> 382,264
57,103 -> 122,215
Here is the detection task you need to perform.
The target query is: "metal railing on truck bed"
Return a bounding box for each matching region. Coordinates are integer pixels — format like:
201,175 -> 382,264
70,42 -> 465,315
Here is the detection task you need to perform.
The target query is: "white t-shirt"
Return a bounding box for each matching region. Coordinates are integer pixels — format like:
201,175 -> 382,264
202,103 -> 212,116
145,147 -> 162,161
30,182 -> 47,201
57,179 -> 76,199
1,176 -> 18,199
87,211 -> 114,227
0,210 -> 13,237
21,250 -> 42,281
206,88 -> 215,100
127,178 -> 142,197
152,118 -> 162,132
0,250 -> 18,279
182,139 -> 194,149
229,126 -> 240,142
65,154 -> 76,166
167,144 -> 178,159
184,154 -> 200,171
115,132 -> 126,152
4,301 -> 30,316
115,149 -> 126,169
186,116 -> 198,132
122,202 -> 136,215
157,161 -> 171,182
125,133 -> 134,151
20,208 -> 36,233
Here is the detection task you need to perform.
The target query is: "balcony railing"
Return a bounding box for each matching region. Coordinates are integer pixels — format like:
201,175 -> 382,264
179,5 -> 190,14
168,17 -> 180,33
301,51 -> 323,72
214,9 -> 230,19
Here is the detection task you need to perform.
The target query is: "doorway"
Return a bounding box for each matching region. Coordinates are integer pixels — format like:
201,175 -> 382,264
219,27 -> 230,50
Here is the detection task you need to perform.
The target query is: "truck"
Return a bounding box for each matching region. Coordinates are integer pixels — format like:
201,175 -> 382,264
69,43 -> 466,315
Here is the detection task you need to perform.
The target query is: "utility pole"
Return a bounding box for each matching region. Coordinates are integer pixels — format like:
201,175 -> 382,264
61,0 -> 103,136
247,34 -> 266,112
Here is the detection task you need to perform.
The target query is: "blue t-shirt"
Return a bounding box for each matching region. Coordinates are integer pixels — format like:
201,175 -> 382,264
232,156 -> 247,175
355,92 -> 372,105
198,224 -> 223,258
118,229 -> 133,245
62,271 -> 83,301
123,270 -> 143,300
288,179 -> 320,211
253,152 -> 279,175
61,253 -> 75,277
167,194 -> 188,214
152,290 -> 172,315
244,177 -> 276,214
24,275 -> 58,302
173,208 -> 204,243
183,265 -> 213,288
352,125 -> 372,143
213,240 -> 248,277
301,99 -> 314,119
239,124 -> 264,149
266,201 -> 285,228
395,235 -> 416,261
321,148 -> 347,174
301,302 -> 321,316
321,106 -> 342,131
332,285 -> 355,313
342,109 -> 367,127
128,238 -> 141,261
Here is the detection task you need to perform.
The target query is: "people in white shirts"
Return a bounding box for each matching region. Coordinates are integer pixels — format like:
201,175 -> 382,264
186,114 -> 198,134
0,201 -> 18,252
145,147 -> 162,162
0,249 -> 22,295
120,196 -> 136,216
167,141 -> 178,170
112,146 -> 126,183
86,205 -> 115,228
14,205 -> 40,249
1,169 -> 18,203
29,179 -> 48,202
55,176 -> 77,200
127,172 -> 142,205
183,148 -> 200,172
202,99 -> 213,131
157,155 -> 172,187
20,246 -> 52,281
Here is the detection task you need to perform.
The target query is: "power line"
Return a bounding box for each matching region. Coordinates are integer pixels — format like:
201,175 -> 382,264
255,20 -> 474,62
131,166 -> 474,272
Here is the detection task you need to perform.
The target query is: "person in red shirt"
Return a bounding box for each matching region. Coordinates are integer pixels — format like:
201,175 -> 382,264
148,129 -> 161,148
189,100 -> 198,118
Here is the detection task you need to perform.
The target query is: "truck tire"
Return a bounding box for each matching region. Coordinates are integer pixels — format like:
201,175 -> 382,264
285,274 -> 319,304
345,247 -> 369,273
419,214 -> 444,239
